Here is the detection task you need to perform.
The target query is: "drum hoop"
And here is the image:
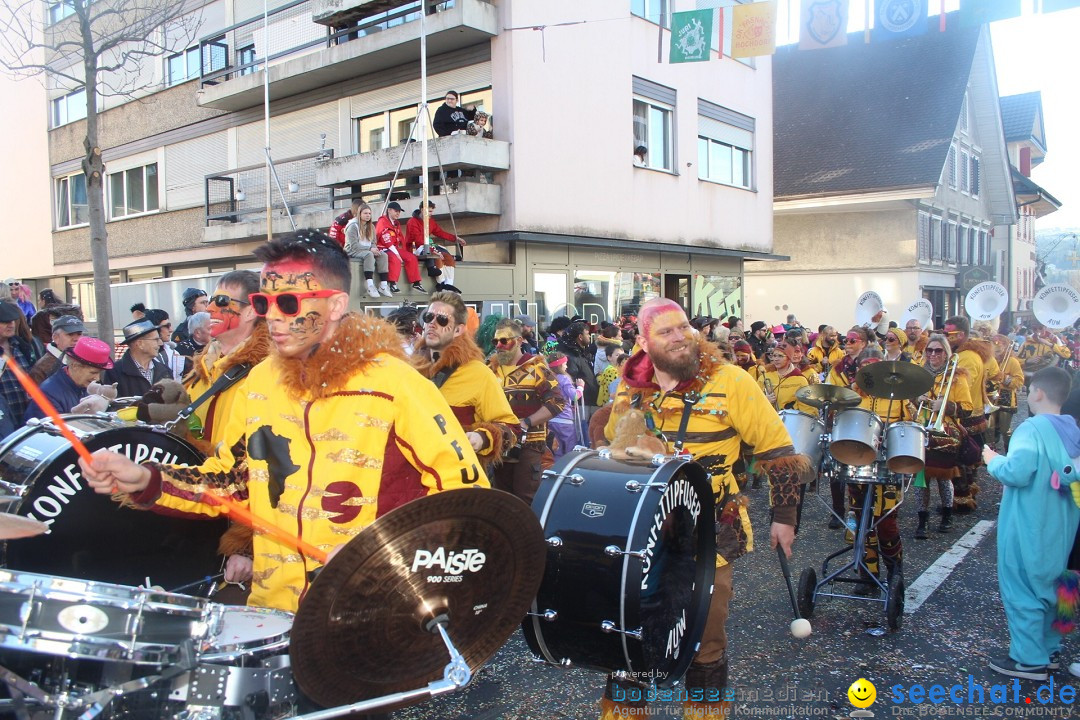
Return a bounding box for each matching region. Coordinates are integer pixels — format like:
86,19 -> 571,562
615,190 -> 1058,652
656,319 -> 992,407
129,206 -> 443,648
528,450 -> 598,666
0,572 -> 207,615
199,606 -> 294,661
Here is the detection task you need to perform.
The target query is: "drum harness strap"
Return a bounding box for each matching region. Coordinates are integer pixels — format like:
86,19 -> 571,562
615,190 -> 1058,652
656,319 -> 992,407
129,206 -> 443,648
632,391 -> 699,457
168,363 -> 253,429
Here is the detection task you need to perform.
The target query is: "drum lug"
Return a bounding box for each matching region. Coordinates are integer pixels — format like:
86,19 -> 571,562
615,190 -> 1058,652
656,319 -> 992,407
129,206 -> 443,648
527,609 -> 558,621
600,620 -> 643,640
546,536 -> 563,548
624,480 -> 666,493
597,447 -> 612,460
650,454 -> 668,467
568,474 -> 585,486
604,545 -> 646,560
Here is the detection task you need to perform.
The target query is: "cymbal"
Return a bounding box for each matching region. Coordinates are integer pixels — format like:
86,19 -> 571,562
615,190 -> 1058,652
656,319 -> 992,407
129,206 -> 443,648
0,514 -> 48,540
795,384 -> 862,410
290,489 -> 547,709
855,361 -> 934,401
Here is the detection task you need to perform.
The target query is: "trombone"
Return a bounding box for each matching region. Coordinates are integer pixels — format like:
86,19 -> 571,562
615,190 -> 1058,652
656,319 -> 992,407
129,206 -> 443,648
925,355 -> 959,432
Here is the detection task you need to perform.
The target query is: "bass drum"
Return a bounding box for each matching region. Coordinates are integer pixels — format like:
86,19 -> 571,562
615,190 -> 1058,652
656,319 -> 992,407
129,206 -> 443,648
0,415 -> 227,590
523,450 -> 715,686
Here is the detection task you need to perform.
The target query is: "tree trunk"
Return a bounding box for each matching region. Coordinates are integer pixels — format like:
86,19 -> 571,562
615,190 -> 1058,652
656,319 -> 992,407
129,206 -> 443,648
81,47 -> 113,342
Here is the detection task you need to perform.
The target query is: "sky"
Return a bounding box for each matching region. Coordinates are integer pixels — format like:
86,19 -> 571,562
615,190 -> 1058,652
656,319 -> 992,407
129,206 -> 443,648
772,0 -> 1080,233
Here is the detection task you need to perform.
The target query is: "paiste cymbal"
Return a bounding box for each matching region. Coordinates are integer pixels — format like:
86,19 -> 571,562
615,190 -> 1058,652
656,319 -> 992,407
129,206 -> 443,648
795,384 -> 862,410
0,514 -> 48,540
855,361 -> 934,401
289,489 -> 546,709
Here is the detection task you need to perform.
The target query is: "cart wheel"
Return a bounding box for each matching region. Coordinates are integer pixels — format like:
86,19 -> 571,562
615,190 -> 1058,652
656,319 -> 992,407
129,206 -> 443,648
798,567 -> 817,619
886,573 -> 905,631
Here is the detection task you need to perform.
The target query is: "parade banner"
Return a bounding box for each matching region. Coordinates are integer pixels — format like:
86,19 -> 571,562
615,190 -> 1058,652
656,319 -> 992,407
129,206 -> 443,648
872,0 -> 928,41
799,0 -> 850,50
731,1 -> 777,57
959,0 -> 1021,27
670,9 -> 714,63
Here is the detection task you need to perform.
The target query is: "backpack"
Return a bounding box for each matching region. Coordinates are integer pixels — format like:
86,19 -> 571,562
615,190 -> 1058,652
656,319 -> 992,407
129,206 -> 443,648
328,210 -> 351,248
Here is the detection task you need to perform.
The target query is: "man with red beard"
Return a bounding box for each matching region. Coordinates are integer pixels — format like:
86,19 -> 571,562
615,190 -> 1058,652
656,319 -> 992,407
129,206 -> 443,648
602,299 -> 808,720
81,230 -> 487,616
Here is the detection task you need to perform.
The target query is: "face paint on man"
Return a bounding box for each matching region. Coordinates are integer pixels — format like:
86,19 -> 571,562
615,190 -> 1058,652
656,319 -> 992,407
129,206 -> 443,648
208,285 -> 244,338
642,308 -> 698,381
261,261 -> 343,359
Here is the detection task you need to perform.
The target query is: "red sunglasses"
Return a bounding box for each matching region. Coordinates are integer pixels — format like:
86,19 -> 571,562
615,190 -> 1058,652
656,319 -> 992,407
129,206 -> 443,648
249,290 -> 338,316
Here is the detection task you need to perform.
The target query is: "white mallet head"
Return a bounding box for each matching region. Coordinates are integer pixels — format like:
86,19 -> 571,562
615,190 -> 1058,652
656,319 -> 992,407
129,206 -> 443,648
790,618 -> 812,639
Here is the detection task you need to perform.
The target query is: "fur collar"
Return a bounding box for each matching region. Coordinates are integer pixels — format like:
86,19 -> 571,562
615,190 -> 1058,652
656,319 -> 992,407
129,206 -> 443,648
622,337 -> 726,393
188,322 -> 271,386
276,313 -> 406,400
958,338 -> 993,363
411,333 -> 484,379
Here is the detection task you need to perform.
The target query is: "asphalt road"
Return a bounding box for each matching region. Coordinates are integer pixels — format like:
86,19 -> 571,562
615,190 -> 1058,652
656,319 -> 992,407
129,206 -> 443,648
392,406 -> 1080,720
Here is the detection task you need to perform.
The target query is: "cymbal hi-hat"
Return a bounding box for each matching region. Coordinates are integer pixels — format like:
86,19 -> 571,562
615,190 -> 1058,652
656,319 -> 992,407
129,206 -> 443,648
289,489 -> 546,709
0,514 -> 48,540
855,361 -> 934,401
795,384 -> 862,410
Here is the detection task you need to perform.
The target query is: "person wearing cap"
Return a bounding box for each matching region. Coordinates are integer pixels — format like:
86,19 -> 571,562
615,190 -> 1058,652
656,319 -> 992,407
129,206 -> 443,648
732,338 -> 756,374
405,201 -> 465,293
104,318 -> 171,398
882,328 -> 911,362
28,314 -> 85,384
376,201 -> 427,294
0,300 -> 40,425
29,291 -> 81,347
748,320 -> 770,360
172,288 -> 209,345
514,315 -> 538,354
24,337 -> 114,422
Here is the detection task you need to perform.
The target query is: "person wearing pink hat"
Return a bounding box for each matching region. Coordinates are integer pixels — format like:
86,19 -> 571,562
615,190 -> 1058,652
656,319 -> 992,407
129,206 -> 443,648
24,337 -> 114,421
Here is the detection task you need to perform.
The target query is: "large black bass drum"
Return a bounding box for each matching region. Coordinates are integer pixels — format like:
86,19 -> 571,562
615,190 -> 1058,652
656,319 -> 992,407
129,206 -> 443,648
523,450 -> 715,685
0,415 -> 227,590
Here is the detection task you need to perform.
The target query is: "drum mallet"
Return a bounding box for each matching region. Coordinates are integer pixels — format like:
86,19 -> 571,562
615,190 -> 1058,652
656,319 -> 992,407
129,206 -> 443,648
777,546 -> 812,639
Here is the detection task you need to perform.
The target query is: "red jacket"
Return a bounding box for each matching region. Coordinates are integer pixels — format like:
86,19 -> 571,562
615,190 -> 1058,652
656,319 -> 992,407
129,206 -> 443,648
375,215 -> 404,252
328,210 -> 351,248
405,215 -> 457,252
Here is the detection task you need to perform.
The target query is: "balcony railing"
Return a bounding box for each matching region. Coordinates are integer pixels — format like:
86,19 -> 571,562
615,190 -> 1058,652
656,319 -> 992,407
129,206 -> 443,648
197,0 -> 458,88
205,151 -> 337,226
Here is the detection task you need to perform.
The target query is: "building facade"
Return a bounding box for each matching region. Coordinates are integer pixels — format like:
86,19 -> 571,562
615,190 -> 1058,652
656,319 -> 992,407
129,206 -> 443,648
36,0 -> 776,333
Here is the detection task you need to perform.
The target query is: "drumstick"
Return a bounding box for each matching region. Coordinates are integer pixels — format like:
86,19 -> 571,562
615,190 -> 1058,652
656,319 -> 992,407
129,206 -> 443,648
2,355 -> 94,465
3,355 -> 329,565
778,546 -> 813,639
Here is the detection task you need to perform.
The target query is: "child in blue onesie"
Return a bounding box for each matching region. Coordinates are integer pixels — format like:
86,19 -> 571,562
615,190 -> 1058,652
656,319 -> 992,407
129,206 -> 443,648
984,367 -> 1080,681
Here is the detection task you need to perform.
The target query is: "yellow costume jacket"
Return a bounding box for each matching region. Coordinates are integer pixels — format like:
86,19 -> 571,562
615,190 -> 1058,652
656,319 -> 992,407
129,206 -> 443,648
827,359 -> 910,423
955,340 -> 991,418
757,365 -> 816,415
131,314 -> 489,612
491,355 -> 566,444
185,322 -> 271,448
412,334 -> 518,461
605,339 -> 809,567
993,355 -> 1024,409
807,341 -> 844,375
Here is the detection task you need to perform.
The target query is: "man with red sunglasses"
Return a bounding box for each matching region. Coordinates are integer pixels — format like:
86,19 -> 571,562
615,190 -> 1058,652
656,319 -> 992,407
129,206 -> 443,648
82,230 -> 488,614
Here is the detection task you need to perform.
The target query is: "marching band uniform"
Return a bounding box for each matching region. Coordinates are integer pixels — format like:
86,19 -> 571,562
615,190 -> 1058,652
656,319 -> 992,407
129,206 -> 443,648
757,364 -> 816,415
904,332 -> 929,366
807,338 -> 844,376
952,339 -> 991,512
990,337 -> 1024,452
186,322 -> 271,447
915,357 -> 972,537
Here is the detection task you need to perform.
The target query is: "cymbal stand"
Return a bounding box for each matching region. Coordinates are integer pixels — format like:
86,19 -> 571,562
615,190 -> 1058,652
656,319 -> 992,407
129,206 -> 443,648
291,621 -> 472,720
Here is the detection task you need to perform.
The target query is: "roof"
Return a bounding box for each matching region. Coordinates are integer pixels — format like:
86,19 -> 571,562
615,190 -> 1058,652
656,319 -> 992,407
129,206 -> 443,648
773,21 -> 981,200
1010,166 -> 1061,218
999,92 -> 1043,143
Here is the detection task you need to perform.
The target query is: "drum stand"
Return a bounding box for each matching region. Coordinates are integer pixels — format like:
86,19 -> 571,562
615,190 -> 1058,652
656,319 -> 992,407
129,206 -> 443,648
291,620 -> 471,720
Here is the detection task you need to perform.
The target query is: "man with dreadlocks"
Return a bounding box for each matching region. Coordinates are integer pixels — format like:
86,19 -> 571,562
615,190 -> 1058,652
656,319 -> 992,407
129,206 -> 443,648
82,230 -> 488,616
601,298 -> 809,720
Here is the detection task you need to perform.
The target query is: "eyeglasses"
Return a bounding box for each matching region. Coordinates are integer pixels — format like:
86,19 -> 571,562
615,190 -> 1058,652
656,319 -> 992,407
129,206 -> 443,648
422,311 -> 451,327
249,290 -> 338,317
926,348 -> 946,355
886,336 -> 898,342
160,323 -> 172,330
494,337 -> 518,347
210,294 -> 250,308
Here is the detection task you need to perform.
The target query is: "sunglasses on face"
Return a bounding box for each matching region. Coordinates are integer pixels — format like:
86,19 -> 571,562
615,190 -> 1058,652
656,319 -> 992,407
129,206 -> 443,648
944,330 -> 962,337
886,336 -> 898,342
926,348 -> 946,355
249,290 -> 338,317
422,312 -> 451,327
494,337 -> 518,347
846,336 -> 861,343
210,294 -> 250,308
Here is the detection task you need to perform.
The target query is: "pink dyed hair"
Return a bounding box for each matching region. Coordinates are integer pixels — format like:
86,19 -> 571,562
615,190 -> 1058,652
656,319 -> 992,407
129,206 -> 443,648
637,298 -> 687,338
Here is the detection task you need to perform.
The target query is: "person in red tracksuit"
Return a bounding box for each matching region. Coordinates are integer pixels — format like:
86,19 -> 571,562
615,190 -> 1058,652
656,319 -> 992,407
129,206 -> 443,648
375,202 -> 424,293
404,202 -> 465,293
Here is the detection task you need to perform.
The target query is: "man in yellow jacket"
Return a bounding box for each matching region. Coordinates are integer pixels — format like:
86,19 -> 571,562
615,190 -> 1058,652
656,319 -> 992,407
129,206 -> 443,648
82,231 -> 488,613
602,299 -> 808,720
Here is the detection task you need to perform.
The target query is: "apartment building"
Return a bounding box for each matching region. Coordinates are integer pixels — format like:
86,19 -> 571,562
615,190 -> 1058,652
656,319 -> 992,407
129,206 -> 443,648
41,0 -> 777,332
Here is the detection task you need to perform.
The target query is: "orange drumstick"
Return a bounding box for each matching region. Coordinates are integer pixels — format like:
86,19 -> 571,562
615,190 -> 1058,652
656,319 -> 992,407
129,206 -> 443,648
2,355 -> 328,565
2,354 -> 95,465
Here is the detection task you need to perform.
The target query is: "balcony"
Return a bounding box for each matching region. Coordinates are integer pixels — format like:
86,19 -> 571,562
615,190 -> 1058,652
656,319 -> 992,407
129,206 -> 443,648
196,0 -> 497,112
316,133 -> 508,187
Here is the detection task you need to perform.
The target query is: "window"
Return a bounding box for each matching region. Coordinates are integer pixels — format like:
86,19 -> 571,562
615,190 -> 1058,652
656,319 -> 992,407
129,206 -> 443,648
960,150 -> 969,193
167,41 -> 225,87
168,47 -> 199,86
917,211 -> 930,262
56,173 -> 88,228
697,104 -> 754,189
633,98 -> 674,172
631,0 -> 668,27
108,163 -> 159,219
970,156 -> 980,197
574,271 -> 661,323
51,88 -> 87,128
947,146 -> 956,189
237,45 -> 256,76
47,0 -> 73,24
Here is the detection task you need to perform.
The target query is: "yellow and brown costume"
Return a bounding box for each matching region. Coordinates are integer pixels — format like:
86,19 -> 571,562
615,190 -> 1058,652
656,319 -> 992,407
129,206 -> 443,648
904,332 -> 929,366
128,313 -> 489,612
757,363 -> 816,416
807,339 -> 844,376
917,364 -> 972,482
412,333 -> 518,463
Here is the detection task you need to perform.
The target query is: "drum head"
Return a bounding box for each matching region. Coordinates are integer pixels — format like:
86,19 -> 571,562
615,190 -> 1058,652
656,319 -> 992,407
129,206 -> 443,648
1,417 -> 227,590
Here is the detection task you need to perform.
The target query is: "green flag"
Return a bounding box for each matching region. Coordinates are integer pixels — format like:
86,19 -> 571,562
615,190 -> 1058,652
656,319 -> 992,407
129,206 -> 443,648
670,9 -> 714,63
959,0 -> 1021,27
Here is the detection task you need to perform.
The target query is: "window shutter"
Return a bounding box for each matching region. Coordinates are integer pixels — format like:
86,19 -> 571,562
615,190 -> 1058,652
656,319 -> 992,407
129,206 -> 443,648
164,131 -> 229,210
918,211 -> 929,262
237,102 -> 339,167
971,156 -> 980,196
633,76 -> 676,106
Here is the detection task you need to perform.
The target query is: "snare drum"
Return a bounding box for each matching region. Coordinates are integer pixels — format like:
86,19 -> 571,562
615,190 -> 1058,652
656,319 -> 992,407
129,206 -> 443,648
200,605 -> 293,664
838,463 -> 893,485
885,422 -> 926,474
523,451 -> 715,685
779,410 -> 824,470
0,569 -> 208,665
0,415 -> 227,589
830,408 -> 883,467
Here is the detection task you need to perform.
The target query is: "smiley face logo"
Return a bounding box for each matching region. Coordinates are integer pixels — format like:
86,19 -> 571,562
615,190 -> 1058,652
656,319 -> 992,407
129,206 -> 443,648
848,678 -> 876,708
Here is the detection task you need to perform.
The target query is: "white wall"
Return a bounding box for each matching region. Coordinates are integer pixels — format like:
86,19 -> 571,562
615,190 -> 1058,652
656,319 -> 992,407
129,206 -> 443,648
492,0 -> 773,251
